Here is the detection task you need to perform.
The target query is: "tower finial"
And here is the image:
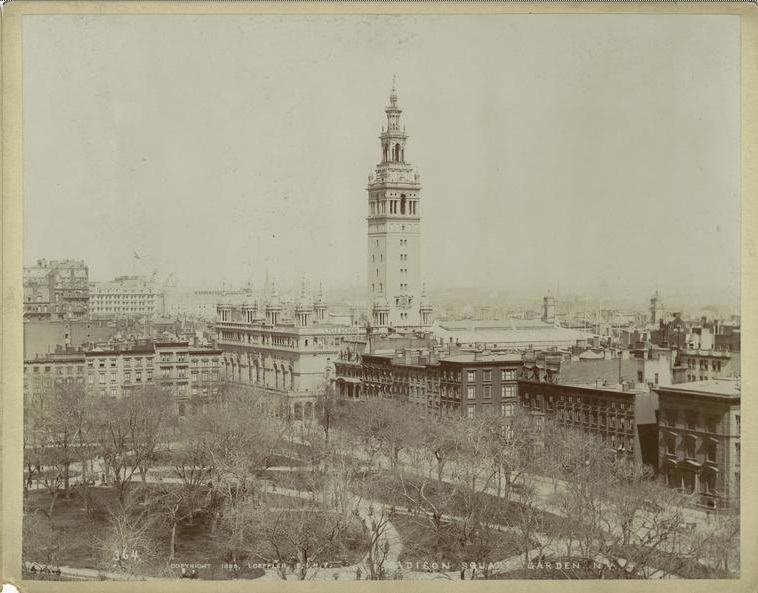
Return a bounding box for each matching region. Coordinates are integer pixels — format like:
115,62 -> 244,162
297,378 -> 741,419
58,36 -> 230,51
392,74 -> 396,92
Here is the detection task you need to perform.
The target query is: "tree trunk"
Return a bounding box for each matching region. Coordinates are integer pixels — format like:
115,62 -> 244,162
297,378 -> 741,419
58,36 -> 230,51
48,490 -> 58,517
169,522 -> 177,561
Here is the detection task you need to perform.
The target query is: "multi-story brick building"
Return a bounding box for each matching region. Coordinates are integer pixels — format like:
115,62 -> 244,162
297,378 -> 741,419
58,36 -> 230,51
655,379 -> 740,509
517,380 -> 657,465
24,349 -> 87,397
24,341 -> 221,416
23,259 -> 89,321
334,348 -> 522,419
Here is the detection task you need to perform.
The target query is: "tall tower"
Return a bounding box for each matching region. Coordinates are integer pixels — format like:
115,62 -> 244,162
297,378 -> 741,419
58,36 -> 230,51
367,78 -> 423,328
650,290 -> 664,326
542,290 -> 556,324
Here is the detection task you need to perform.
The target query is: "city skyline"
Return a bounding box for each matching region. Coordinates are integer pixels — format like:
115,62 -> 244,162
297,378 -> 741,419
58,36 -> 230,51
23,15 -> 740,307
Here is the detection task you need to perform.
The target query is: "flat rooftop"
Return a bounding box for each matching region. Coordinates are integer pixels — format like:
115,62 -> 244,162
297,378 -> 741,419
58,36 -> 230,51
439,353 -> 523,364
657,379 -> 740,398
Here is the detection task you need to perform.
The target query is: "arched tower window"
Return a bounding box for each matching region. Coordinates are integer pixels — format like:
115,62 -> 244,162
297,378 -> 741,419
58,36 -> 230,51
395,143 -> 401,162
400,195 -> 406,214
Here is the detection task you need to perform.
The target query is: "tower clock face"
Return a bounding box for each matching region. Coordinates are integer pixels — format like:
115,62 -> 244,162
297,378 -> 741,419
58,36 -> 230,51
397,295 -> 413,309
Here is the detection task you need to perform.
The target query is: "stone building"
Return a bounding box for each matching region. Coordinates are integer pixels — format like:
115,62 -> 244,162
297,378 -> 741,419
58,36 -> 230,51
89,275 -> 160,319
215,291 -> 364,419
655,379 -> 740,509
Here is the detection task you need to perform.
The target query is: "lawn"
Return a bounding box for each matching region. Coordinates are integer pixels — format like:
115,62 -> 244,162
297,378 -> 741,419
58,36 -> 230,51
24,484 -> 364,579
392,512 -> 532,567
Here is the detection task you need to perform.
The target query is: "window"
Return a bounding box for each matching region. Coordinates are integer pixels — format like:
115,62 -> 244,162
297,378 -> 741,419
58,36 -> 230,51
502,369 -> 516,381
501,384 -> 515,398
467,370 -> 476,382
685,437 -> 696,459
705,415 -> 718,433
467,406 -> 475,418
483,370 -> 491,382
502,403 -> 514,417
99,372 -> 105,384
467,386 -> 475,400
736,415 -> 740,433
707,441 -> 717,462
110,371 -> 117,382
686,412 -> 698,431
483,385 -> 491,398
665,409 -> 677,426
124,372 -> 131,383
546,396 -> 554,411
735,442 -> 741,465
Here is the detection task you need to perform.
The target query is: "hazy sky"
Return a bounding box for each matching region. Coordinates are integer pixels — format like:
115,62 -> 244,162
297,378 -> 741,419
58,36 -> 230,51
23,14 -> 740,304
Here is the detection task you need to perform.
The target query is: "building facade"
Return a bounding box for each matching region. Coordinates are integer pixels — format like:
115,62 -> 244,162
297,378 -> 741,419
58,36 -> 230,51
334,349 -> 522,419
24,341 -> 221,416
517,380 -> 653,464
23,259 -> 90,321
655,380 -> 740,509
366,82 -> 430,329
215,299 -> 364,418
89,276 -> 160,319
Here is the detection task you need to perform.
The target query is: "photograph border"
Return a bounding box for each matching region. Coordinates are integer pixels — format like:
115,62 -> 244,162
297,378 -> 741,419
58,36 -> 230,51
2,2 -> 757,592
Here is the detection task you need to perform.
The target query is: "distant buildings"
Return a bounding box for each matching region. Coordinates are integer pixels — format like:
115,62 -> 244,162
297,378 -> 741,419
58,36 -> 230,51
433,319 -> 595,351
655,379 -> 740,509
163,286 -> 257,320
23,259 -> 89,321
89,275 -> 160,319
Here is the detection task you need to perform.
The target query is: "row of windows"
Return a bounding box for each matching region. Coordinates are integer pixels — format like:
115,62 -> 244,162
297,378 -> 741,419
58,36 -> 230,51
466,403 -> 515,419
663,434 -> 724,462
466,369 -> 518,382
558,408 -> 633,431
467,384 -> 516,399
661,409 -> 728,433
685,358 -> 723,372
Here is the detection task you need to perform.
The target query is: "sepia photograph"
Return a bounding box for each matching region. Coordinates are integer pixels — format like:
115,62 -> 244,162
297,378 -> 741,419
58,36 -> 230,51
2,3 -> 756,590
